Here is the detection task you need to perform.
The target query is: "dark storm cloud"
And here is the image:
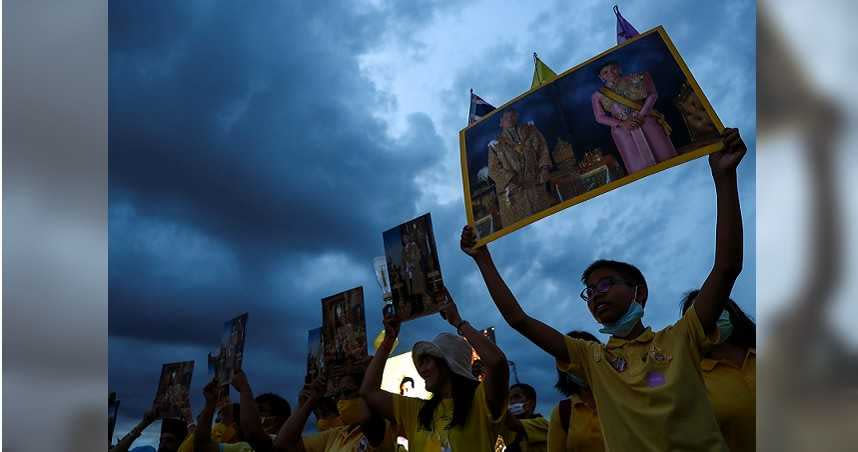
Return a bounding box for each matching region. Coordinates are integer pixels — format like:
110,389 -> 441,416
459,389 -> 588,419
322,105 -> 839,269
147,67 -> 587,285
108,0 -> 462,432
109,0 -> 756,439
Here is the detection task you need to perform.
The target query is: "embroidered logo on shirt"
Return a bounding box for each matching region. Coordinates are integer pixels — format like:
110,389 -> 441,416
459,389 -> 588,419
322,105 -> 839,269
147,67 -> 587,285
645,371 -> 666,387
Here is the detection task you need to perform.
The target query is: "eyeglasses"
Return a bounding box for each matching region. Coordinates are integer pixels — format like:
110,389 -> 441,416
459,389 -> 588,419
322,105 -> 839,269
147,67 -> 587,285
580,277 -> 629,301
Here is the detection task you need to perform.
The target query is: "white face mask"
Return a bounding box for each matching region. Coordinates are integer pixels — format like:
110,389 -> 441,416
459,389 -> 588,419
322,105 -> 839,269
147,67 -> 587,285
509,402 -> 526,416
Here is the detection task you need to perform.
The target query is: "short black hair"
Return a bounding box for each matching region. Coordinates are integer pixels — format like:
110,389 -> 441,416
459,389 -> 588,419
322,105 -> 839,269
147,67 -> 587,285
581,260 -> 648,306
680,290 -> 756,349
555,330 -> 601,397
509,383 -> 537,403
400,376 -> 415,388
256,393 -> 291,417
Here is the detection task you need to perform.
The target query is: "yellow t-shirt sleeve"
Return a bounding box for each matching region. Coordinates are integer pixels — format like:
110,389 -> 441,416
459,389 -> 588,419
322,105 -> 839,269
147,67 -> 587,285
677,305 -> 720,362
556,335 -> 593,381
521,416 -> 549,445
391,394 -> 422,441
547,404 -> 566,452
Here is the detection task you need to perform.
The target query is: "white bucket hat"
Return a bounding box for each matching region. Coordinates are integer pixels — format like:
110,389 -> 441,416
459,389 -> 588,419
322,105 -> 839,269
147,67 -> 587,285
412,332 -> 478,382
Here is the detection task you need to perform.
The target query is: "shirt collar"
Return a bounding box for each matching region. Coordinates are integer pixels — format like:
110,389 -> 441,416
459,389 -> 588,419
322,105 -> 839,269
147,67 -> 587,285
605,327 -> 654,349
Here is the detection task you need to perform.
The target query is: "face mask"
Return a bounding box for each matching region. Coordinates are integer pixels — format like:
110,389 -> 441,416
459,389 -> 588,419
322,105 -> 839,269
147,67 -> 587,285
716,310 -> 734,344
508,402 -> 526,416
211,422 -> 237,443
336,398 -> 369,426
599,287 -> 644,337
316,416 -> 343,432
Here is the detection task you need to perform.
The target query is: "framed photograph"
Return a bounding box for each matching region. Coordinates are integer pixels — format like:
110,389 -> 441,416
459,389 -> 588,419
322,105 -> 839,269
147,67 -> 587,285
152,361 -> 194,422
208,313 -> 248,405
321,287 -> 368,396
460,26 -> 725,245
383,213 -> 446,322
305,327 -> 324,384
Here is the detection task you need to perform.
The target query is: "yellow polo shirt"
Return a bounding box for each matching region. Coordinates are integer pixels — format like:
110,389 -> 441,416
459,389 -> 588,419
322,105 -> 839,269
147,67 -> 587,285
557,306 -> 727,451
302,423 -> 395,452
546,395 -> 604,452
502,415 -> 548,452
392,382 -> 506,451
701,349 -> 756,452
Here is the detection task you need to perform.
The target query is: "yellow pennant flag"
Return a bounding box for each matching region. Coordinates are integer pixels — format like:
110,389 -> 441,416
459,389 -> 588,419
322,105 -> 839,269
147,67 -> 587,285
531,52 -> 558,89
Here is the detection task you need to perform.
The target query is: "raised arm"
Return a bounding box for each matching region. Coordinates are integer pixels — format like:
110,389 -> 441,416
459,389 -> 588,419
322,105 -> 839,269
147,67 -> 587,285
694,128 -> 747,332
461,225 -> 568,362
358,314 -> 399,422
231,370 -> 271,451
194,379 -> 223,452
110,409 -> 156,452
439,289 -> 509,419
274,379 -> 325,452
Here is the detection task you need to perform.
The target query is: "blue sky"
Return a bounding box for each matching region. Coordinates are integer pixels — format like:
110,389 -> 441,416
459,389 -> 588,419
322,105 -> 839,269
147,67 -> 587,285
108,0 -> 756,445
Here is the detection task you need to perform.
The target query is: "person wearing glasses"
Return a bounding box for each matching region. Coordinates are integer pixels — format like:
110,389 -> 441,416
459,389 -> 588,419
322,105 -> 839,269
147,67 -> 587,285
460,128 -> 747,451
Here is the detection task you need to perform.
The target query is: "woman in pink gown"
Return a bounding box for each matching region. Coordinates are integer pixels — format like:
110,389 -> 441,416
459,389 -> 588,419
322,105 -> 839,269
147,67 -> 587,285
591,62 -> 677,175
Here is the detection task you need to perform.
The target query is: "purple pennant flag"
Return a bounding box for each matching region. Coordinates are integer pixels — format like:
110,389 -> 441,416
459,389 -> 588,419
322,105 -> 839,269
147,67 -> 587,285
614,5 -> 639,44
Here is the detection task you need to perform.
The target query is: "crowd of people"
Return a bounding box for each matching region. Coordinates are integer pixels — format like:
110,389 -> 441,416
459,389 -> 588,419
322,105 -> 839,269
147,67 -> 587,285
111,128 -> 754,451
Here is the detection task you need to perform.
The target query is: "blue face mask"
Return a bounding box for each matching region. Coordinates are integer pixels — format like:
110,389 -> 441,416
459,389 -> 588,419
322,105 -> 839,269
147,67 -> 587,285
599,286 -> 644,337
716,310 -> 733,344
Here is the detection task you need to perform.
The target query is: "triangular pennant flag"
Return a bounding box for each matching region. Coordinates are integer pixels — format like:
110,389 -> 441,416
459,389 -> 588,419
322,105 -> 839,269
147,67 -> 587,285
614,5 -> 640,44
531,53 -> 558,90
468,89 -> 496,125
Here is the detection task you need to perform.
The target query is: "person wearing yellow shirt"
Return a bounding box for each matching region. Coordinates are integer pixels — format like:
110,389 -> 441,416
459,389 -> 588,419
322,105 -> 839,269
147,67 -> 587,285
230,370 -> 292,452
190,380 -> 256,452
461,129 -> 748,451
547,331 -> 604,452
274,369 -> 394,452
681,290 -> 756,452
361,288 -> 510,451
503,383 -> 548,452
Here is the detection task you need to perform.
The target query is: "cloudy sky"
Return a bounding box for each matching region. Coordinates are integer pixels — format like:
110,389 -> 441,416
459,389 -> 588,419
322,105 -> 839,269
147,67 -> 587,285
108,0 -> 756,446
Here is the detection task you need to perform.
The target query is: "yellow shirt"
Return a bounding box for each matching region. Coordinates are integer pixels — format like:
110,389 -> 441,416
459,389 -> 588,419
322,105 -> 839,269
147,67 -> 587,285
546,395 -> 604,452
177,433 -> 254,452
392,382 -> 506,451
502,415 -> 548,452
303,423 -> 395,452
701,349 -> 756,452
557,306 -> 727,451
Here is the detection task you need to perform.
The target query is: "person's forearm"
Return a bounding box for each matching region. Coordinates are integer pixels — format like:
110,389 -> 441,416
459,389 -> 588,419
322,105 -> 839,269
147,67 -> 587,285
460,321 -> 506,369
111,418 -> 151,452
471,250 -> 569,361
473,253 -> 529,327
360,337 -> 394,396
239,385 -> 267,444
194,404 -> 217,452
713,171 -> 743,278
275,402 -> 314,450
